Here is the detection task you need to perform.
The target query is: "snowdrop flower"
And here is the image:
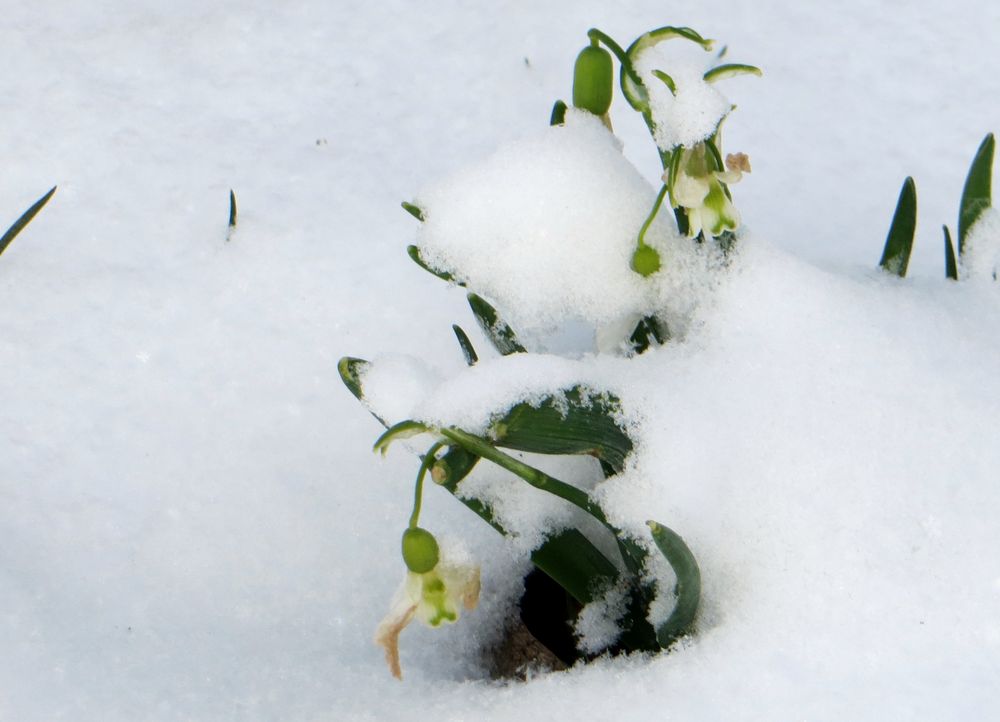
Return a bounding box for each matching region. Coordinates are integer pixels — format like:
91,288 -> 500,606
668,145 -> 750,238
374,528 -> 480,679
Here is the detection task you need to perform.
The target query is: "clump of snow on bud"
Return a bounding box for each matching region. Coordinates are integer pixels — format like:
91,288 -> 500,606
359,353 -> 442,425
632,46 -> 732,151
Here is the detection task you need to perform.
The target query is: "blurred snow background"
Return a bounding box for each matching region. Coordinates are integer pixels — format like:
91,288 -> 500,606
2,0 -> 1000,719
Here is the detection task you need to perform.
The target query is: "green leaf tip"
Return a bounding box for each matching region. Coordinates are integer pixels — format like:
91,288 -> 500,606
228,189 -> 238,228
943,225 -> 959,280
373,420 -> 430,457
647,520 -> 701,647
703,63 -> 763,83
401,201 -> 425,222
550,99 -> 568,126
406,245 -> 456,283
467,293 -> 526,355
879,176 -> 917,278
337,356 -> 370,401
0,185 -> 57,259
452,324 -> 478,366
958,133 -> 995,257
651,69 -> 677,95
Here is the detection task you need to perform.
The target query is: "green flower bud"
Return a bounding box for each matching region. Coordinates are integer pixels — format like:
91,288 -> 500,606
572,45 -> 613,116
401,527 -> 439,574
631,245 -> 662,277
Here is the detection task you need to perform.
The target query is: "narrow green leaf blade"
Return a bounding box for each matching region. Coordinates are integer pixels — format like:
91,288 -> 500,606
879,177 -> 917,278
958,133 -> 994,256
0,186 -> 56,258
944,225 -> 958,280
628,26 -> 714,57
406,245 -> 456,283
467,293 -> 525,355
703,63 -> 763,83
401,201 -> 425,221
228,189 -> 238,228
550,99 -> 568,126
651,69 -> 676,95
372,420 -> 429,457
452,324 -> 478,366
337,356 -> 370,401
647,520 -> 701,647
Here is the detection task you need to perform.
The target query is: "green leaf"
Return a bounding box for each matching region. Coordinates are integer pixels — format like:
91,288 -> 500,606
647,520 -> 701,647
228,189 -> 238,228
372,420 -> 430,457
627,26 -> 714,58
337,356 -> 370,402
651,69 -> 676,95
401,201 -> 425,221
629,315 -> 670,355
958,133 -> 994,257
490,386 -> 633,474
530,528 -> 619,604
406,245 -> 457,283
451,324 -> 478,366
467,293 -> 525,355
0,186 -> 56,259
944,225 -> 958,280
879,177 -> 917,278
550,99 -> 568,126
703,63 -> 762,83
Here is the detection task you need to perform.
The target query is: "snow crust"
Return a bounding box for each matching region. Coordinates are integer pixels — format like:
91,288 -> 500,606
5,2 -> 1000,721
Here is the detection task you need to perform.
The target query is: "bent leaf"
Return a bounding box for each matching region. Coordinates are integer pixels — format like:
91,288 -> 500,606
958,133 -> 994,256
647,520 -> 701,647
467,293 -> 526,355
489,387 -> 633,474
879,176 -> 917,277
0,186 -> 56,258
531,527 -> 620,605
703,63 -> 762,83
373,420 -> 430,457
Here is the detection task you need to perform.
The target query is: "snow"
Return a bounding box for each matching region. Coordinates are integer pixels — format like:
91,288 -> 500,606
4,1 -> 1000,720
963,207 -> 1000,279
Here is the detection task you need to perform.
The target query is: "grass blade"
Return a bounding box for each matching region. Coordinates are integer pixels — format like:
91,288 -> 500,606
879,176 -> 917,277
467,292 -> 525,355
958,133 -> 994,256
0,186 -> 56,258
228,189 -> 238,227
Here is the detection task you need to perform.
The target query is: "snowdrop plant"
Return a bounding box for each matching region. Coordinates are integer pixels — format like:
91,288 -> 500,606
340,25 -> 759,679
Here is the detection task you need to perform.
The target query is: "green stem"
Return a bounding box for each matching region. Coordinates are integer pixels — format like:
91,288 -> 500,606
439,428 -> 608,524
637,184 -> 669,248
409,441 -> 445,528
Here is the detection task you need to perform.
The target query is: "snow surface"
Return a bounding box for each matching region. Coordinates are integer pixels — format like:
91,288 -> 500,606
4,1 -> 1000,720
